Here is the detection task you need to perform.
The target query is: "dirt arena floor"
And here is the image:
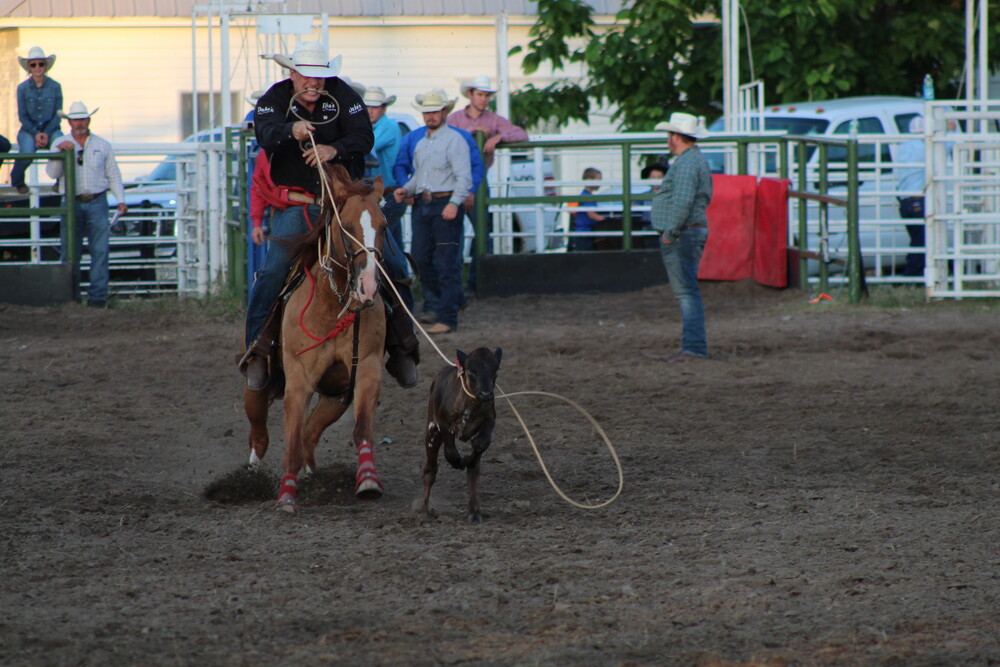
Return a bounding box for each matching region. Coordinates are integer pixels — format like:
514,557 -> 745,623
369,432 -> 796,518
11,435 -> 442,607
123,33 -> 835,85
2,281 -> 998,666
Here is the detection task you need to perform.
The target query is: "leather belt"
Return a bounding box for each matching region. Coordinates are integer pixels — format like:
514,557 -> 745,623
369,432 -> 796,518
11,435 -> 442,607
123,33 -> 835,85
686,223 -> 706,229
76,191 -> 106,203
420,191 -> 453,202
287,191 -> 319,205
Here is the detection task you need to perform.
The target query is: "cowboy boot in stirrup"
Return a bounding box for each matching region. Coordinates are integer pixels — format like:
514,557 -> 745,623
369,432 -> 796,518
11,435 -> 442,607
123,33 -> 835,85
239,305 -> 283,391
382,284 -> 420,388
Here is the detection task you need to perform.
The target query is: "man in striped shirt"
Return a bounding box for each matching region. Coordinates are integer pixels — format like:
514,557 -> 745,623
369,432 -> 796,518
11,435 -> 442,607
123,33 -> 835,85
47,101 -> 127,308
650,112 -> 713,361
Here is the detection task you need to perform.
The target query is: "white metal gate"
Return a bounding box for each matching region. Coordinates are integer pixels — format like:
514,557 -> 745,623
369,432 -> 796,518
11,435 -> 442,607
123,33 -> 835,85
926,101 -> 1000,298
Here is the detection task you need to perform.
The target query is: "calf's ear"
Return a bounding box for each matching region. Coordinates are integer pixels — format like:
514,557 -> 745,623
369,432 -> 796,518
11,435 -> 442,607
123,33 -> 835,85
493,347 -> 502,365
456,349 -> 467,367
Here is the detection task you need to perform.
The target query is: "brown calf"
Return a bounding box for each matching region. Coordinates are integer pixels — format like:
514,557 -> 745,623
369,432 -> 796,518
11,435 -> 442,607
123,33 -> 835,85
422,347 -> 502,523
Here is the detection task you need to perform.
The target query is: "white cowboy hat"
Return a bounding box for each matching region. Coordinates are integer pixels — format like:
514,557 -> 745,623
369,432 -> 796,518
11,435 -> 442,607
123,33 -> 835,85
413,89 -> 457,113
908,115 -> 925,134
654,112 -> 708,139
19,46 -> 56,73
246,89 -> 266,106
363,86 -> 396,108
58,101 -> 99,120
273,41 -> 342,78
459,74 -> 497,98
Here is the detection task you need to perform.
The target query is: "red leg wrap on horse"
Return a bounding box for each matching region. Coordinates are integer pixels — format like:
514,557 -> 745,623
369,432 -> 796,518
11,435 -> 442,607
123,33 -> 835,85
355,442 -> 383,494
277,473 -> 299,504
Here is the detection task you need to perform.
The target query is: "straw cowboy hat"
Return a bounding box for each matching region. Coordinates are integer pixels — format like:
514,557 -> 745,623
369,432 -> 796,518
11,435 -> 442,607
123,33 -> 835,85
654,112 -> 708,139
363,86 -> 396,108
459,74 -> 497,98
19,46 -> 56,73
413,89 -> 457,113
273,41 -> 342,78
58,101 -> 99,120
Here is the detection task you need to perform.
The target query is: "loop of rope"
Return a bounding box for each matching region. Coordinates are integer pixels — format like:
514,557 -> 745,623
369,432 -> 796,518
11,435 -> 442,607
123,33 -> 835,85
496,387 -> 624,510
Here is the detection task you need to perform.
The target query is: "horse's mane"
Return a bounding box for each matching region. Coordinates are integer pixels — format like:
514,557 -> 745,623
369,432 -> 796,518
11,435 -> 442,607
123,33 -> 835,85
286,164 -> 377,269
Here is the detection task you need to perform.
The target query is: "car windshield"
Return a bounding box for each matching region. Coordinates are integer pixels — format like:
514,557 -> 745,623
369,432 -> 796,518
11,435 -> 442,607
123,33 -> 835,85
706,116 -> 831,173
708,116 -> 830,135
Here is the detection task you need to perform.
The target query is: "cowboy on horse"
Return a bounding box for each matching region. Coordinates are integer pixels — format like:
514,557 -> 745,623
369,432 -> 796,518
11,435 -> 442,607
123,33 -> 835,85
239,41 -> 419,392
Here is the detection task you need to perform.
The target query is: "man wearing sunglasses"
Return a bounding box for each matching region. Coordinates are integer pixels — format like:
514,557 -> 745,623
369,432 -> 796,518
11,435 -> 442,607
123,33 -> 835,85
46,102 -> 127,308
13,46 -> 63,194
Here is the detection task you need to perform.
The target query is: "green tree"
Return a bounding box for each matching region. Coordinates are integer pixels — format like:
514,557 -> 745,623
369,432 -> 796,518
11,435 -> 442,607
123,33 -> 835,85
510,0 -> 1000,131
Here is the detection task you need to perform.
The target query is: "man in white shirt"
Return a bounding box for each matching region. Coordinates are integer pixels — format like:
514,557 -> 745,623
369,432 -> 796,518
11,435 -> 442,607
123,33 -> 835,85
47,101 -> 127,308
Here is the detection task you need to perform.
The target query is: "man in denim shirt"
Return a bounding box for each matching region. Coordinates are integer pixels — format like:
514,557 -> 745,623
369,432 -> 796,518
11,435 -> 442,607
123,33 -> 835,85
13,47 -> 63,194
650,112 -> 713,362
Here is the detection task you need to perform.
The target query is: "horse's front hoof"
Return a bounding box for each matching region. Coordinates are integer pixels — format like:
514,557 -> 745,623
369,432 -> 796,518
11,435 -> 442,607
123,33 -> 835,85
275,496 -> 298,513
468,510 -> 484,523
355,478 -> 384,500
354,468 -> 383,500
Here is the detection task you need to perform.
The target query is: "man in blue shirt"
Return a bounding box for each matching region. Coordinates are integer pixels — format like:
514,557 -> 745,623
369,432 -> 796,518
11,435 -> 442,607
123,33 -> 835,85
13,47 -> 63,194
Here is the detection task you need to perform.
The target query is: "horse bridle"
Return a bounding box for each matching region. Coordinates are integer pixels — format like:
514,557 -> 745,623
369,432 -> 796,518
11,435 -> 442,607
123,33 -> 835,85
317,200 -> 384,313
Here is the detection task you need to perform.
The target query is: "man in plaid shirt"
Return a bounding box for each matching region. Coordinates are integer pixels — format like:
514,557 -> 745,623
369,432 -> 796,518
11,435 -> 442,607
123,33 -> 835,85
650,112 -> 713,362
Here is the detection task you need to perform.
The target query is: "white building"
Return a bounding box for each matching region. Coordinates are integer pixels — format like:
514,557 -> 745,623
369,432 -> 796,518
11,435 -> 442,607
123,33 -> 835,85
0,1 -> 626,146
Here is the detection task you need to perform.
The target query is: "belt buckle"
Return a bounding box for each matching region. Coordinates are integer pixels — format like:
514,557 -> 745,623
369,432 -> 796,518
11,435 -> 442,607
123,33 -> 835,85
420,191 -> 432,203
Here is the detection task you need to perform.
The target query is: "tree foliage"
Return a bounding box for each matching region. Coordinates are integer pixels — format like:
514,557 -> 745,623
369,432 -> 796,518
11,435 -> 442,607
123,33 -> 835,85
510,0 -> 1000,131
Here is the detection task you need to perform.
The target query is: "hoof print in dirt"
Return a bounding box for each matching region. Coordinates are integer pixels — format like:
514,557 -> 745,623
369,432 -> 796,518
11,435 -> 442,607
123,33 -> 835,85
203,466 -> 279,504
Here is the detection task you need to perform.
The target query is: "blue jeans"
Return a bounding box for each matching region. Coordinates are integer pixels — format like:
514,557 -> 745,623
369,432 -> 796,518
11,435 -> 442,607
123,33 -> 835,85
245,202 -> 411,345
62,192 -> 111,304
659,227 -> 708,357
411,198 -> 463,330
12,129 -> 62,187
381,194 -> 414,312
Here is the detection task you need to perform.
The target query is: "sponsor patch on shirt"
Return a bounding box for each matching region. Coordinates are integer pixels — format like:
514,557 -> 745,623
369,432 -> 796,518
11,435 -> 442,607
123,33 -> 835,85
256,105 -> 275,115
322,101 -> 339,114
348,103 -> 363,115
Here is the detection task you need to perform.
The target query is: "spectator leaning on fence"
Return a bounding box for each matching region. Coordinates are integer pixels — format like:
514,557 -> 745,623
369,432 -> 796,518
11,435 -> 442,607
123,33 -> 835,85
13,46 -> 63,194
447,75 -> 529,296
46,102 -> 127,309
651,112 -> 712,362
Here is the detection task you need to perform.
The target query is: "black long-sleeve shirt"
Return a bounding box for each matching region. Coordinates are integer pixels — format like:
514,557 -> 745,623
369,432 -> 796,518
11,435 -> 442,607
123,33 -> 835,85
254,77 -> 374,192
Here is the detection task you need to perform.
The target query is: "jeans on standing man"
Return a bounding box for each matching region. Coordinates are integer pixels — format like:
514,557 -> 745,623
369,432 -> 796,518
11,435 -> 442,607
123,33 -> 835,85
659,226 -> 708,358
63,192 -> 111,304
410,197 -> 464,331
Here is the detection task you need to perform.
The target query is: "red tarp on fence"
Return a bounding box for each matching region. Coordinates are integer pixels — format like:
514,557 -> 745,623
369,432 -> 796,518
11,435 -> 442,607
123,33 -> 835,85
698,175 -> 789,288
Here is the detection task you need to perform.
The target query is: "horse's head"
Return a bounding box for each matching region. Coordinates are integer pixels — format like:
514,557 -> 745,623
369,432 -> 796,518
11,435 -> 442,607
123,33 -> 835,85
331,172 -> 387,311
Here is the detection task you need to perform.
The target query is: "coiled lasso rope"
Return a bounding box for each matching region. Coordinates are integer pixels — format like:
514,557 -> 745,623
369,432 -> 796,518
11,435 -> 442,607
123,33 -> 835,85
297,96 -> 623,510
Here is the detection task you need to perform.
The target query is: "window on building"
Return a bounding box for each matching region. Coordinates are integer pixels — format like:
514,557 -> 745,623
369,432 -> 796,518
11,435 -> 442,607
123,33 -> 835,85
180,92 -> 243,140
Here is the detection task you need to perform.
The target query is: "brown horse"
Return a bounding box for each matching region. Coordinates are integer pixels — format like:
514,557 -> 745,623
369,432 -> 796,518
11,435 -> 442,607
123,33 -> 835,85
243,165 -> 389,512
